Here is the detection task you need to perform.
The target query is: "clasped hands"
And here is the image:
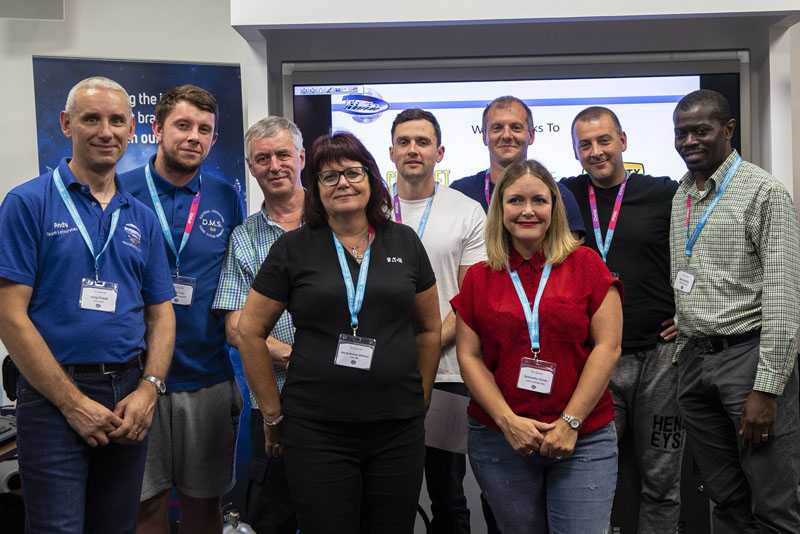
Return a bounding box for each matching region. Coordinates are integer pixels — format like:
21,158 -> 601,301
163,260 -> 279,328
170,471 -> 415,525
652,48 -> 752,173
500,413 -> 578,459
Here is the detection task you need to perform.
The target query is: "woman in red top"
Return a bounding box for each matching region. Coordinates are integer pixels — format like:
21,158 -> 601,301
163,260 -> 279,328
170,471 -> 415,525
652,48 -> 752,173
452,159 -> 622,534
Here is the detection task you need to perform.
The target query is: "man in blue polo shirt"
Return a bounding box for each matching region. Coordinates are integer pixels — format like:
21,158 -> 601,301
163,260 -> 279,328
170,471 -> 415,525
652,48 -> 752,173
120,84 -> 244,534
451,95 -> 585,236
0,76 -> 176,534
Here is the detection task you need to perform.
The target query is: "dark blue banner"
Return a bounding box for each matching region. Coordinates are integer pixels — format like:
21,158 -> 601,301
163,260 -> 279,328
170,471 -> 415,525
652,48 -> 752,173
33,56 -> 246,202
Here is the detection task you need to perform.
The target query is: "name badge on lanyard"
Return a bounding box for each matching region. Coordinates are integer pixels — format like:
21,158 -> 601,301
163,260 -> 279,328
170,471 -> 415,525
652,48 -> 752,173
332,231 -> 377,371
392,183 -> 438,238
52,169 -> 121,314
674,155 -> 742,294
145,165 -> 201,306
509,264 -> 556,394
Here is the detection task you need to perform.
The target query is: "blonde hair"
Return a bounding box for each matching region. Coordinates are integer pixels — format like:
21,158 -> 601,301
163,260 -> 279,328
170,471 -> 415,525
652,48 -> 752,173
485,159 -> 580,270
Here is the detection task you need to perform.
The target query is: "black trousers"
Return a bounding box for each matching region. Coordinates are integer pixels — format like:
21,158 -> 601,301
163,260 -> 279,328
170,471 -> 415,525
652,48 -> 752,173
283,414 -> 425,534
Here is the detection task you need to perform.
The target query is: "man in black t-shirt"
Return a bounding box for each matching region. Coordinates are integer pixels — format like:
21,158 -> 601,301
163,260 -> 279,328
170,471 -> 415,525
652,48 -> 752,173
561,107 -> 683,534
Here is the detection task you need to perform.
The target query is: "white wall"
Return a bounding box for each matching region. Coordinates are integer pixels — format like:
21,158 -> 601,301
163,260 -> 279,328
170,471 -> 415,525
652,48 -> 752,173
232,0 -> 800,27
0,0 -> 268,211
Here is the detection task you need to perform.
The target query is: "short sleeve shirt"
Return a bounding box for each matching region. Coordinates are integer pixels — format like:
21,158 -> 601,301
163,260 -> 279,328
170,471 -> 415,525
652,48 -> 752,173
252,221 -> 436,422
213,209 -> 295,395
120,157 -> 244,391
0,158 -> 175,364
451,246 -> 619,435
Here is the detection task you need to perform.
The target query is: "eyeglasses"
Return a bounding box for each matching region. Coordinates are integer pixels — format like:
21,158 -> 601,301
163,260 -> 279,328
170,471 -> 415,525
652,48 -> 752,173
318,166 -> 368,187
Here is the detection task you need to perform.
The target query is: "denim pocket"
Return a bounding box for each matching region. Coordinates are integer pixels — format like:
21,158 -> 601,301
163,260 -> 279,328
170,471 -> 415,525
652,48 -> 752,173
16,379 -> 48,408
467,417 -> 487,431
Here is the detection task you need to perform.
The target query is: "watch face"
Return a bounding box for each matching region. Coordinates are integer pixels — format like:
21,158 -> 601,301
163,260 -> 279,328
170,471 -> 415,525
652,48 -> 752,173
569,419 -> 580,429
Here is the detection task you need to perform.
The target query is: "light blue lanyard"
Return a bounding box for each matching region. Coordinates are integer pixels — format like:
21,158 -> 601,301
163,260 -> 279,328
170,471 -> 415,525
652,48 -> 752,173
392,182 -> 438,238
685,155 -> 742,257
509,263 -> 552,355
332,232 -> 372,335
145,164 -> 202,275
52,168 -> 120,281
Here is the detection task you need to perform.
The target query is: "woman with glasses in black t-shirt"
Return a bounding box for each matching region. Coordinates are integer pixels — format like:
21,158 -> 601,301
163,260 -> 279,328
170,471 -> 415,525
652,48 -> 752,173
237,132 -> 442,534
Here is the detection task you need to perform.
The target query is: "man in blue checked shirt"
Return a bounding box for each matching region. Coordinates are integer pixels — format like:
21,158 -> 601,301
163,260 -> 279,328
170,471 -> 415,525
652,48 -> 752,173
120,85 -> 244,534
0,76 -> 176,534
212,116 -> 305,534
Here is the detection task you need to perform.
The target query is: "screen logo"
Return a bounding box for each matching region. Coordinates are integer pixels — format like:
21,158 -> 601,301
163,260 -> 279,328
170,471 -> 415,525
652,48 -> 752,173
342,90 -> 389,124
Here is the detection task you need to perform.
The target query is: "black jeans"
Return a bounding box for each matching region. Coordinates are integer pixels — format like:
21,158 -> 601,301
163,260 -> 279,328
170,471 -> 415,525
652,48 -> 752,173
244,410 -> 297,534
425,382 -> 471,534
677,336 -> 800,533
283,414 -> 425,534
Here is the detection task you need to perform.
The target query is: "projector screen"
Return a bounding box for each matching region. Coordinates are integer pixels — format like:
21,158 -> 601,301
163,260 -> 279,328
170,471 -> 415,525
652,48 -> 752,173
293,74 -> 740,185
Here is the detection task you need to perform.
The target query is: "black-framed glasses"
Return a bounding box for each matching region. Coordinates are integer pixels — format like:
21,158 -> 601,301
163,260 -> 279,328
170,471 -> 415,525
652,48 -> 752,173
318,166 -> 368,187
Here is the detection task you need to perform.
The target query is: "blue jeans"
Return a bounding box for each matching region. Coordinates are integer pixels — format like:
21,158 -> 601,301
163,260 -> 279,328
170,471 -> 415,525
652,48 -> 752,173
468,420 -> 617,534
16,365 -> 148,534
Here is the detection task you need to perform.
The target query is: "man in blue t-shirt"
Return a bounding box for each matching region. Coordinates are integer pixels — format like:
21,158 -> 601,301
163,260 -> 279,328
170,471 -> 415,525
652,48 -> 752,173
0,77 -> 176,534
450,95 -> 584,237
119,85 -> 244,534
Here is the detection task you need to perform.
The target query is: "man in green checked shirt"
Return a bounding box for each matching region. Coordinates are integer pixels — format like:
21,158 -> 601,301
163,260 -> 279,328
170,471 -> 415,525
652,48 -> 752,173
670,89 -> 800,534
212,116 -> 305,534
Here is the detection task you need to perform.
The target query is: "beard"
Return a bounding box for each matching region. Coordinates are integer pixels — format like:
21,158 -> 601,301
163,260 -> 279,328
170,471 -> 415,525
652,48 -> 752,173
161,148 -> 202,176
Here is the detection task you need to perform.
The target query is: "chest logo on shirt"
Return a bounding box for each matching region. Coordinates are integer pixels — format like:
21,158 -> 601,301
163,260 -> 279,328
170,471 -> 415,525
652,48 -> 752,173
199,209 -> 225,239
46,220 -> 78,238
122,223 -> 142,251
386,256 -> 404,263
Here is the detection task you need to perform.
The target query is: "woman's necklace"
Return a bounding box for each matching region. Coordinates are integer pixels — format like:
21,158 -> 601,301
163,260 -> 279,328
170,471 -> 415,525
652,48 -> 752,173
337,229 -> 369,264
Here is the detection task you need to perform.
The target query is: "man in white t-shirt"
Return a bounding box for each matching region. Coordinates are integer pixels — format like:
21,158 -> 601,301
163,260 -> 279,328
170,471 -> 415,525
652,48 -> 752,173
389,108 -> 487,534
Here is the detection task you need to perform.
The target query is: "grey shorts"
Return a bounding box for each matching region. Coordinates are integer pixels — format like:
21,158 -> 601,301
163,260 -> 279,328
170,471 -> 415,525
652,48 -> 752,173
141,380 -> 243,501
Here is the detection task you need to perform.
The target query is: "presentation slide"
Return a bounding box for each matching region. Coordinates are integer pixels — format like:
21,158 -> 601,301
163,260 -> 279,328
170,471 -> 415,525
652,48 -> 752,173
295,76 -> 701,186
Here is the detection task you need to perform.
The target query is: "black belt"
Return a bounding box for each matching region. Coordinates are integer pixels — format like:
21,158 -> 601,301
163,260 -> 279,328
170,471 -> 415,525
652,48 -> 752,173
64,353 -> 143,376
695,330 -> 761,354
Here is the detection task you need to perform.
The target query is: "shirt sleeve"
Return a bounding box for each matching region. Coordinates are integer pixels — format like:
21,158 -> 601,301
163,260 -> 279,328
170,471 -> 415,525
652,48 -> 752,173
0,193 -> 40,287
752,185 -> 800,395
141,217 -> 177,305
460,203 -> 488,266
212,225 -> 253,312
558,183 -> 586,236
580,248 -> 623,318
412,228 -> 436,293
252,233 -> 291,303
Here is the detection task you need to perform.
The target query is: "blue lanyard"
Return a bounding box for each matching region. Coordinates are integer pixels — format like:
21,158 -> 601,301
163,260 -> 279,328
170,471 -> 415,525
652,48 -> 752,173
509,263 -> 552,356
684,155 -> 742,257
52,168 -> 120,281
332,232 -> 372,335
392,182 -> 438,238
145,164 -> 202,275
588,171 -> 630,264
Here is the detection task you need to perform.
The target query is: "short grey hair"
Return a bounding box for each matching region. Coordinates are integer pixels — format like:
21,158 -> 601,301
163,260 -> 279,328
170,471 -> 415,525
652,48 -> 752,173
65,76 -> 131,116
482,95 -> 534,132
245,116 -> 304,160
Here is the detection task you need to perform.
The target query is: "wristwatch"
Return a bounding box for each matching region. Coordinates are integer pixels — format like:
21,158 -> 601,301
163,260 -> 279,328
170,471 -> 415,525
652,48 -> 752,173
560,413 -> 582,430
141,375 -> 166,395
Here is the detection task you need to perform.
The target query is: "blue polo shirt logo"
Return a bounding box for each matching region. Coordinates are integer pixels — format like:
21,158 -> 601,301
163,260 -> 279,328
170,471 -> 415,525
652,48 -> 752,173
123,223 -> 143,251
199,209 -> 225,239
47,220 -> 78,238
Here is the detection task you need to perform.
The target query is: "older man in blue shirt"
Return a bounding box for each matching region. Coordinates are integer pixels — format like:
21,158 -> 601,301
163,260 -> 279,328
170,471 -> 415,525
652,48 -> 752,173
0,76 -> 176,534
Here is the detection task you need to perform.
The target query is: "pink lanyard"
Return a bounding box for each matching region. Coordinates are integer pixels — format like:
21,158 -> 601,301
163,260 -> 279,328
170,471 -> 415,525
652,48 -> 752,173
587,179 -> 627,263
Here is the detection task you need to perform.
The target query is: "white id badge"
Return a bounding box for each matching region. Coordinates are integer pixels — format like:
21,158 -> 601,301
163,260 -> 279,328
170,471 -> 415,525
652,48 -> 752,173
171,275 -> 197,306
517,357 -> 556,394
79,278 -> 119,313
334,334 -> 377,371
673,270 -> 695,294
